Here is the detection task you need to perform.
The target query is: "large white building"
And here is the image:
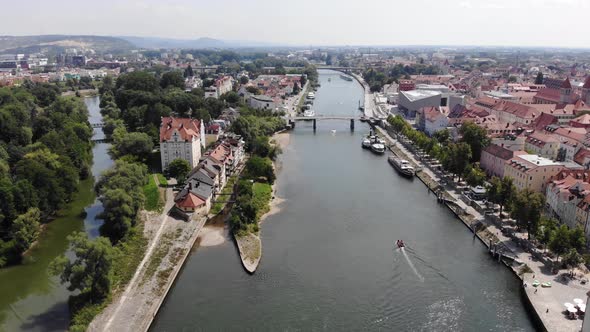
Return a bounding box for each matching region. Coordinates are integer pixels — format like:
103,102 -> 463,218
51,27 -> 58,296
160,117 -> 205,171
204,76 -> 234,99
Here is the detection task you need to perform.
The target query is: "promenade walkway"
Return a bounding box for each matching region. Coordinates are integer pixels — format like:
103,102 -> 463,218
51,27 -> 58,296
377,126 -> 589,332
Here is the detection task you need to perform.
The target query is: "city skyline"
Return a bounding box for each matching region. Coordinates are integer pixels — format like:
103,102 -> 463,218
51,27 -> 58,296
1,0 -> 589,48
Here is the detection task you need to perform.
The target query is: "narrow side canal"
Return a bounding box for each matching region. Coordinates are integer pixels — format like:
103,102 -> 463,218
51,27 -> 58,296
0,96 -> 112,331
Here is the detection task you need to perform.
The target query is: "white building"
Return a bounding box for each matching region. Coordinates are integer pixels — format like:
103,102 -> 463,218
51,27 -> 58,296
204,76 -> 234,99
398,90 -> 442,118
160,117 -> 205,171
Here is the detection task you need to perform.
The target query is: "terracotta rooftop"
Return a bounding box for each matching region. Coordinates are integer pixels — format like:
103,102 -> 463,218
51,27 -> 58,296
160,117 -> 201,142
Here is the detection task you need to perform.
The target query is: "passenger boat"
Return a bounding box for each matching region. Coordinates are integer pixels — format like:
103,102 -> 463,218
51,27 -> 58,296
388,155 -> 415,177
303,109 -> 315,117
340,74 -> 353,81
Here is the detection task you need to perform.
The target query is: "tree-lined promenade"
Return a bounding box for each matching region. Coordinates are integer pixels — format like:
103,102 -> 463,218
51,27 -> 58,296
387,115 -> 587,271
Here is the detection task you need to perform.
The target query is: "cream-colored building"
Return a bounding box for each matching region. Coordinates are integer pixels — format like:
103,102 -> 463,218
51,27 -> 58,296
524,133 -> 559,160
504,154 -> 564,193
160,117 -> 205,170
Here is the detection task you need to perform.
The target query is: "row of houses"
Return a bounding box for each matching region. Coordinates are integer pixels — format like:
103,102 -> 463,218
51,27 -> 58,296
173,135 -> 245,215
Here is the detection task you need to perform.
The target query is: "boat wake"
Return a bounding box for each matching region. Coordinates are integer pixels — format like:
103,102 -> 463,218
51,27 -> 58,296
399,247 -> 424,282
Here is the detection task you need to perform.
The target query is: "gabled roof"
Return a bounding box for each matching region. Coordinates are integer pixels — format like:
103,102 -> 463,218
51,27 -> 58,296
175,191 -> 205,209
188,169 -> 215,186
482,144 -> 516,161
160,117 -> 201,142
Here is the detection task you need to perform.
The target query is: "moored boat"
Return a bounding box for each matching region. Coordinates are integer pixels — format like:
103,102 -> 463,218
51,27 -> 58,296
303,109 -> 315,117
371,142 -> 386,154
340,74 -> 353,81
388,155 -> 415,177
362,137 -> 371,149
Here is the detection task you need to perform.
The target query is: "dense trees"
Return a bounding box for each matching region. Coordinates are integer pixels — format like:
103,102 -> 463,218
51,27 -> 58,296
160,71 -> 185,89
510,189 -> 544,239
95,160 -> 147,243
535,72 -> 544,85
364,64 -> 441,91
0,86 -> 93,266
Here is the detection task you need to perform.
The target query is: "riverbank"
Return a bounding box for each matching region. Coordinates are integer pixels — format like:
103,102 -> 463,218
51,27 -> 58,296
234,131 -> 290,273
377,125 -> 589,332
88,185 -> 207,332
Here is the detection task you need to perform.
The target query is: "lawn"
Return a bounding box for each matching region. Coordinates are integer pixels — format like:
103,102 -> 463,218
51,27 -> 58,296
252,182 -> 272,220
156,173 -> 168,187
143,175 -> 163,212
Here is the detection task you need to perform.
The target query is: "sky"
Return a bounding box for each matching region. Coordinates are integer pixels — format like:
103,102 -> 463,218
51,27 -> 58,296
1,0 -> 589,48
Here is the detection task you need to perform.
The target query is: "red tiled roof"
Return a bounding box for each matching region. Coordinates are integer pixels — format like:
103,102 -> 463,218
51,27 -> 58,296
175,192 -> 205,209
482,144 -> 516,161
160,117 -> 201,142
533,113 -> 558,130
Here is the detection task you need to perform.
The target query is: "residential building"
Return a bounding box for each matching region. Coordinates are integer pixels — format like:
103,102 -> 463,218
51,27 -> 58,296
524,133 -> 559,160
204,76 -> 233,99
417,106 -> 449,136
480,144 -> 526,178
159,117 -> 205,171
504,154 -> 565,193
534,77 -> 577,105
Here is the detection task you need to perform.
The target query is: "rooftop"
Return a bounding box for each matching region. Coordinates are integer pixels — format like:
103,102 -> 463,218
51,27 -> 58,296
402,89 -> 441,102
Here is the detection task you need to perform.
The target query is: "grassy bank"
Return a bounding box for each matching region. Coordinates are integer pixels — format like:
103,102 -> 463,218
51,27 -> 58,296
143,174 -> 164,212
252,183 -> 272,219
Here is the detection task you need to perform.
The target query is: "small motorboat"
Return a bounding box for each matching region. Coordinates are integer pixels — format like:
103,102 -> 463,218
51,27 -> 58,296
331,130 -> 336,134
396,240 -> 405,249
359,116 -> 367,122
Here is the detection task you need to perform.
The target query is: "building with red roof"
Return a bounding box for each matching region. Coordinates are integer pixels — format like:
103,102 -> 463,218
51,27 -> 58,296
160,117 -> 205,170
534,77 -> 578,105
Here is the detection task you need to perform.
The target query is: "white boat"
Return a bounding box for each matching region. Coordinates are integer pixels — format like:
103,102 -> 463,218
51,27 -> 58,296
371,143 -> 386,154
307,92 -> 315,100
362,138 -> 371,149
303,109 -> 315,117
388,155 -> 415,177
331,130 -> 336,134
340,74 -> 353,81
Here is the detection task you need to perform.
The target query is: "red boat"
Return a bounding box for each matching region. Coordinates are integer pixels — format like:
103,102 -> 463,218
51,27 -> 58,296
396,240 -> 405,248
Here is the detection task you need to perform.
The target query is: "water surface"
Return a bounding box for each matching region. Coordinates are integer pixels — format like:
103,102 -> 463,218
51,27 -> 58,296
151,71 -> 535,331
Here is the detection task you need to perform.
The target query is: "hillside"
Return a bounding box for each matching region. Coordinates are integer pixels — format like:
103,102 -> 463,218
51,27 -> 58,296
119,36 -> 226,49
0,35 -> 135,54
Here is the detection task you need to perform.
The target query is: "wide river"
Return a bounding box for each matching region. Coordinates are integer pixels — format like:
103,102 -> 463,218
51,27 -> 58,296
0,96 -> 111,331
151,70 -> 536,331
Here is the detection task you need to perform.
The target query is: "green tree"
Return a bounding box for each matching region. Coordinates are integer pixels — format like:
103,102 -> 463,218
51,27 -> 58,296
460,122 -> 490,162
184,65 -> 194,78
563,248 -> 583,273
535,72 -> 544,85
50,232 -> 117,303
160,71 -> 185,90
569,227 -> 586,252
11,207 -> 41,253
111,131 -> 154,161
167,159 -> 191,183
98,188 -> 137,242
433,128 -> 451,145
239,76 -> 249,85
244,156 -> 275,184
221,91 -> 240,104
510,189 -> 544,239
549,224 -> 571,262
465,165 -> 486,187
536,217 -> 558,252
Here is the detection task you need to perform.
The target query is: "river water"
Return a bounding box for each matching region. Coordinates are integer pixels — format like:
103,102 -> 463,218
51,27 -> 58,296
0,96 -> 112,331
151,71 -> 535,331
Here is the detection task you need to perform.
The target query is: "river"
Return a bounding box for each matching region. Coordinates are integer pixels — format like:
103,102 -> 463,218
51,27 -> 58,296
151,70 -> 536,331
0,96 -> 112,331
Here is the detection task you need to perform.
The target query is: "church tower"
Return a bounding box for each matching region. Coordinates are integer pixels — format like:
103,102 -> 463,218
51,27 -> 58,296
560,78 -> 573,104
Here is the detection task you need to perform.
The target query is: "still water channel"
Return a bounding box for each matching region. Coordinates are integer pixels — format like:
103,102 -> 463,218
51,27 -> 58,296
151,70 -> 536,331
0,96 -> 111,331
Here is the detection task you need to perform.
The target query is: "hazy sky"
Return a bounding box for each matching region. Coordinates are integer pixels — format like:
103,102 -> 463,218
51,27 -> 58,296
2,0 -> 589,47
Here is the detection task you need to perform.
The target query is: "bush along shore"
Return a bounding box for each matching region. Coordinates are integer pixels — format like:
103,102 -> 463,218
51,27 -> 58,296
229,109 -> 284,273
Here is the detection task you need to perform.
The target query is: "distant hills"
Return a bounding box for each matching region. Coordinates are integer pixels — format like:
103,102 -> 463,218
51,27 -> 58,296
0,35 -> 135,54
119,36 -> 227,49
